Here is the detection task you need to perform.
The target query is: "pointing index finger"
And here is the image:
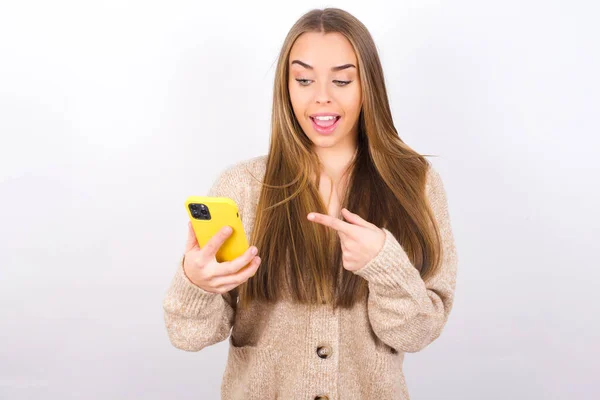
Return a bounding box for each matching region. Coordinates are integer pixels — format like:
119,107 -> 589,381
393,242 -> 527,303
307,212 -> 352,234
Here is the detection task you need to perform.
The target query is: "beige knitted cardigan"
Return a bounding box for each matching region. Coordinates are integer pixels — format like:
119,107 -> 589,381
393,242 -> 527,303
163,154 -> 458,400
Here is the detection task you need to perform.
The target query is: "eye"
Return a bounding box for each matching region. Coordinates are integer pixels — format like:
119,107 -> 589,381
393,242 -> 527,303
334,80 -> 352,86
295,79 -> 353,87
295,79 -> 312,86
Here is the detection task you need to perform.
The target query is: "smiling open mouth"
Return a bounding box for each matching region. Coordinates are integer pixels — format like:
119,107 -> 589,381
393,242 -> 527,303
310,116 -> 341,134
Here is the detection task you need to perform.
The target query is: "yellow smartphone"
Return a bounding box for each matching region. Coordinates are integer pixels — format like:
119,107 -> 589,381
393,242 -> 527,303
184,196 -> 249,262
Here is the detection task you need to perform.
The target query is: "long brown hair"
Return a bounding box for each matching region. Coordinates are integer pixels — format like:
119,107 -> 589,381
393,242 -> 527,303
237,7 -> 442,310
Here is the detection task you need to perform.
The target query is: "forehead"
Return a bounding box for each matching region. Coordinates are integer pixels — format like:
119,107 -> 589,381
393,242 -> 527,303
289,32 -> 357,69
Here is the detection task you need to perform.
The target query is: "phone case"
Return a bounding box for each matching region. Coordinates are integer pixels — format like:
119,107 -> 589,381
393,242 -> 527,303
184,196 -> 249,262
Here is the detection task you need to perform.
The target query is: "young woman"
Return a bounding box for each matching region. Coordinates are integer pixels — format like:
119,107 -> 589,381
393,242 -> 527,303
163,7 -> 458,400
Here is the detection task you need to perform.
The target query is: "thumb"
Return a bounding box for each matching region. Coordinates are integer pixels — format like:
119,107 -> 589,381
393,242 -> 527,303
185,221 -> 200,253
341,208 -> 372,228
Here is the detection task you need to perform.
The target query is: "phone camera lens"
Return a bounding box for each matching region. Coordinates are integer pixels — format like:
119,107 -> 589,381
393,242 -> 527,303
189,203 -> 210,220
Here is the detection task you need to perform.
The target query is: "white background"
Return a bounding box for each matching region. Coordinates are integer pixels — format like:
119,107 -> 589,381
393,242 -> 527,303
1,0 -> 598,399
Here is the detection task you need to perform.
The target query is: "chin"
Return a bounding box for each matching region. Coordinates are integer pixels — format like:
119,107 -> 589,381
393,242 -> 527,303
311,135 -> 341,148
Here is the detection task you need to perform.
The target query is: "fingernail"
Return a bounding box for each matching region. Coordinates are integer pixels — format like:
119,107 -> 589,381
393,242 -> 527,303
308,213 -> 315,220
224,226 -> 232,234
251,247 -> 257,255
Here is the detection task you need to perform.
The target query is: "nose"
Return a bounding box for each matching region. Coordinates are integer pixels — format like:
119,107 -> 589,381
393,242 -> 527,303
314,81 -> 332,104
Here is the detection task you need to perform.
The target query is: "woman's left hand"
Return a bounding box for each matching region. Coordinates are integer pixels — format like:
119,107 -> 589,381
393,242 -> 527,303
307,208 -> 386,272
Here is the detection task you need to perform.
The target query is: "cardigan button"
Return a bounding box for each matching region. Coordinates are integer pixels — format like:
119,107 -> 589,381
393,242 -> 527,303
316,345 -> 332,359
314,396 -> 329,400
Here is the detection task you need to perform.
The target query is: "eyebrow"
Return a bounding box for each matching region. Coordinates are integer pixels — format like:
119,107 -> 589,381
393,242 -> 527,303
290,59 -> 356,72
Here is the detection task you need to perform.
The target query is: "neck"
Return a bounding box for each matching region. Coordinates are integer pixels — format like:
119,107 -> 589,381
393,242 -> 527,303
313,135 -> 358,183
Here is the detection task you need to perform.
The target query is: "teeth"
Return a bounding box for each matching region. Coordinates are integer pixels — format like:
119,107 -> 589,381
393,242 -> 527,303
313,115 -> 337,121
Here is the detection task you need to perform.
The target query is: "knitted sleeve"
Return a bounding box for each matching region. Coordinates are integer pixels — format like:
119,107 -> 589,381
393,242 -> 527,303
352,165 -> 459,353
162,163 -> 244,352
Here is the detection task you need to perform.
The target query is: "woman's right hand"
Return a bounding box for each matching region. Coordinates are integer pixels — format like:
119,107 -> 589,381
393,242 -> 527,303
182,221 -> 261,294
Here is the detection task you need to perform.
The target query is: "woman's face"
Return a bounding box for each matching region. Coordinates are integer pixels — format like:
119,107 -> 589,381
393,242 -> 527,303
288,32 -> 362,151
